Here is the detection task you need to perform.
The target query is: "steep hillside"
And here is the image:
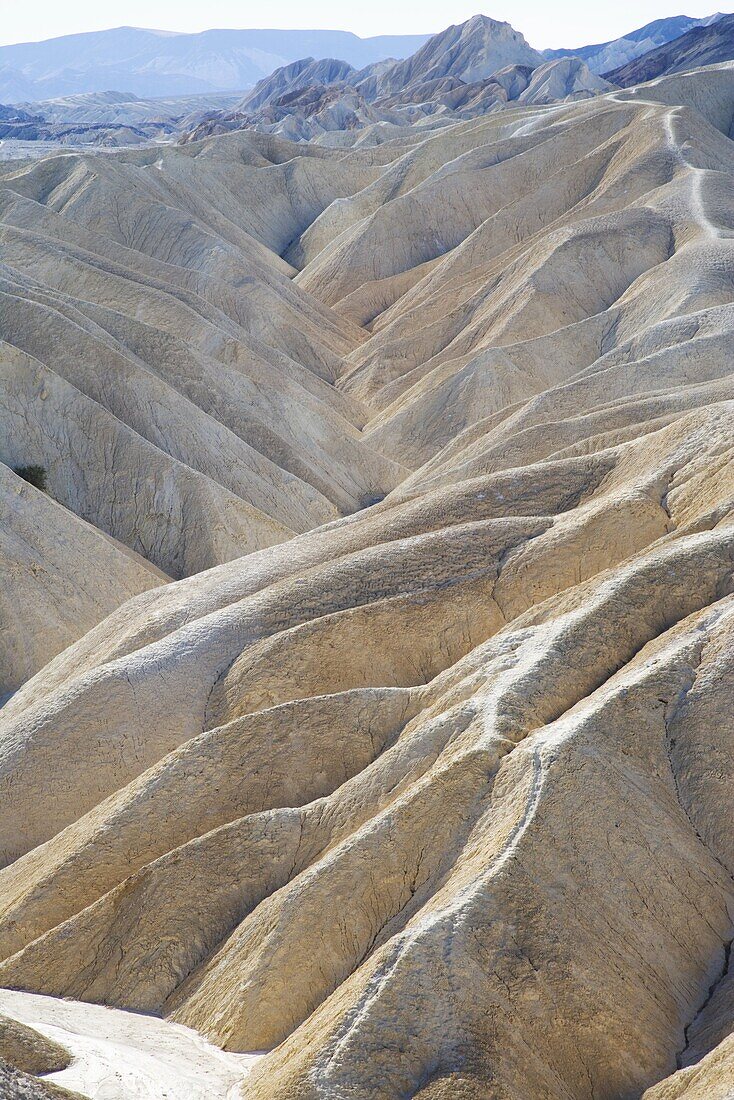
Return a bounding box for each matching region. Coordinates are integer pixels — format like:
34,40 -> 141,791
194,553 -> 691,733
360,14 -> 543,97
237,59 -> 358,113
0,132 -> 403,585
0,463 -> 165,697
0,61 -> 733,1100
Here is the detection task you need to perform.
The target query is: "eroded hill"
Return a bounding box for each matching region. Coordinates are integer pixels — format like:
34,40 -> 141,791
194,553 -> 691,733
1,62 -> 734,1100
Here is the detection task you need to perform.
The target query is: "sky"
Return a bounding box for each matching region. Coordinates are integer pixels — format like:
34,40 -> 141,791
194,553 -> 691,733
0,0 -> 728,49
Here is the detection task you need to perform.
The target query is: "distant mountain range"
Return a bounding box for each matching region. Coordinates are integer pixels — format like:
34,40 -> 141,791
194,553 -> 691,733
605,11 -> 734,84
1,11 -> 732,118
0,26 -> 431,101
544,12 -> 726,72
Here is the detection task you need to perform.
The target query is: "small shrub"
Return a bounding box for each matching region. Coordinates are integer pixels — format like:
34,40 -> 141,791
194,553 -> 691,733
13,464 -> 48,492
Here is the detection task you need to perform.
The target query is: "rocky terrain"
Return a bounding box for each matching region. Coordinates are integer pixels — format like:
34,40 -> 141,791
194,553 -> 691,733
186,17 -> 615,145
1,47 -> 734,1097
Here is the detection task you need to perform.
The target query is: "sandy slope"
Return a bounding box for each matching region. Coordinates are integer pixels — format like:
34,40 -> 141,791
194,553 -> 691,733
0,989 -> 261,1099
0,463 -> 166,695
1,62 -> 734,1100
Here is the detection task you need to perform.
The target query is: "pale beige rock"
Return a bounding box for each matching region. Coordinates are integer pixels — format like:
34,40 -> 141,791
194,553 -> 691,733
0,133 -> 403,581
643,1034 -> 734,1099
0,61 -> 734,1100
0,462 -> 165,695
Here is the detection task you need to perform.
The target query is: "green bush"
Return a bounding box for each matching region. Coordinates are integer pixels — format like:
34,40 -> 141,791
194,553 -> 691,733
13,464 -> 48,492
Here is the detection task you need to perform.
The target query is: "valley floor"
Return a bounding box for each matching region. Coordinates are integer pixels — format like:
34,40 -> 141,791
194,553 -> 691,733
0,990 -> 262,1099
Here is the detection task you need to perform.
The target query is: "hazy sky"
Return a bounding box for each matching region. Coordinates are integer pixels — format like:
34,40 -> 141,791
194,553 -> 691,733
0,0 -> 729,49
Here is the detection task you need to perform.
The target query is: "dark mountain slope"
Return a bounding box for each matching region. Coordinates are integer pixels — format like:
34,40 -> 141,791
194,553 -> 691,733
605,12 -> 734,85
545,12 -> 724,72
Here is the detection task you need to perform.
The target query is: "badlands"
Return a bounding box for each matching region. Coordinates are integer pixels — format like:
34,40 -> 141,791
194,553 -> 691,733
0,21 -> 734,1100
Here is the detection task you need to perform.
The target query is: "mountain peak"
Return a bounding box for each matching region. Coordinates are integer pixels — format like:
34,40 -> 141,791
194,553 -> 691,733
367,13 -> 542,97
464,13 -> 512,27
